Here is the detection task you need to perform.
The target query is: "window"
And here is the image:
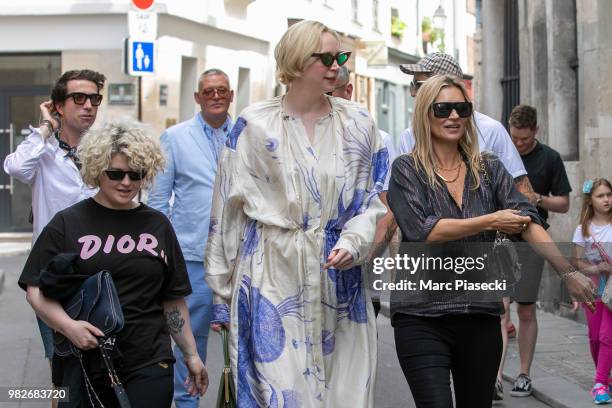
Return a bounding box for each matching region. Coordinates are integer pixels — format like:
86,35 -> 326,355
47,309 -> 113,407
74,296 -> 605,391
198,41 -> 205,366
352,0 -> 359,23
391,7 -> 399,20
466,0 -> 476,15
373,0 -> 379,31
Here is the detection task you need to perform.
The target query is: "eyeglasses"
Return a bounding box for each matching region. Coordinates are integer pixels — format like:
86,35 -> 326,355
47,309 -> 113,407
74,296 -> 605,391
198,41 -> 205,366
104,169 -> 146,181
64,92 -> 103,106
431,102 -> 473,118
311,51 -> 352,67
202,87 -> 230,98
409,79 -> 425,92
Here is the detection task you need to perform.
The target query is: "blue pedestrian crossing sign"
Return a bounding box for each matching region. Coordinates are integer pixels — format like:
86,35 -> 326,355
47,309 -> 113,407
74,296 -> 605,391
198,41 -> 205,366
126,38 -> 155,76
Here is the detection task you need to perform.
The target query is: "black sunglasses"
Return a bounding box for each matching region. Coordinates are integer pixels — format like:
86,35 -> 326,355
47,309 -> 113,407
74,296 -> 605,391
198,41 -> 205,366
64,92 -> 103,106
431,102 -> 473,118
311,51 -> 352,67
326,80 -> 350,96
409,79 -> 425,92
104,169 -> 146,181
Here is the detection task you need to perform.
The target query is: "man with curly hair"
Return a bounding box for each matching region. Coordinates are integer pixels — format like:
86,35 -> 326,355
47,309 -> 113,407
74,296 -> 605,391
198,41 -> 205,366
4,69 -> 106,377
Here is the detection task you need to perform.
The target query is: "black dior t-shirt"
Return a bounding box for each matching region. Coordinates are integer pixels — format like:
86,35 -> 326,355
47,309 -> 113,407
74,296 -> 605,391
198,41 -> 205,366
19,198 -> 191,373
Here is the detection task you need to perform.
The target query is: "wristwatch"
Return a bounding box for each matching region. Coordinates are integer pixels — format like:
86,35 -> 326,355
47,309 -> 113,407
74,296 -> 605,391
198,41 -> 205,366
536,194 -> 542,207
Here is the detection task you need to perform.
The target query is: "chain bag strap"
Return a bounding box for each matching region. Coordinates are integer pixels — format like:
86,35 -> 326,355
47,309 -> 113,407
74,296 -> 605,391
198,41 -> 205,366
479,155 -> 522,286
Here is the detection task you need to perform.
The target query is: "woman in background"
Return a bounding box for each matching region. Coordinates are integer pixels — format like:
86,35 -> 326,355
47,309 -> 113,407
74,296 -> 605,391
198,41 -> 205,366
572,178 -> 612,405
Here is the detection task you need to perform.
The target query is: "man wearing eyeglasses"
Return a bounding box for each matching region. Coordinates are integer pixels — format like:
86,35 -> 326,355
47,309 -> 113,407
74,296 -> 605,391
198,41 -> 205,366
147,68 -> 233,408
4,69 -> 105,387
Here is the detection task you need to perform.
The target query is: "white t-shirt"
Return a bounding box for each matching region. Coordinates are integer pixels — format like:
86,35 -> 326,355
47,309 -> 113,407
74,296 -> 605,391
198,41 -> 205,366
397,111 -> 527,179
380,129 -> 397,192
572,223 -> 612,264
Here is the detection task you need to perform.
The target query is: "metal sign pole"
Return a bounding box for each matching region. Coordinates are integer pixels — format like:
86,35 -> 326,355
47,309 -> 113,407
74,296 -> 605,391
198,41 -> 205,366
138,76 -> 142,121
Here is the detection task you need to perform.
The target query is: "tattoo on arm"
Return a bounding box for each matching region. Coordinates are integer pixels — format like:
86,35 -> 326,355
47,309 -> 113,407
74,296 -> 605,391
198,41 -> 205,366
164,306 -> 185,334
514,175 -> 538,206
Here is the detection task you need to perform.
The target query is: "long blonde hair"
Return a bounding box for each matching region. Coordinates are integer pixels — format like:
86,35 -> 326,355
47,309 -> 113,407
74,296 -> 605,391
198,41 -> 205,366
580,178 -> 612,237
411,75 -> 480,189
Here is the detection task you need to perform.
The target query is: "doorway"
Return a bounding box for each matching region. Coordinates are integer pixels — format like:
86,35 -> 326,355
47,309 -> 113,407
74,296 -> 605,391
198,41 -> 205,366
0,54 -> 60,232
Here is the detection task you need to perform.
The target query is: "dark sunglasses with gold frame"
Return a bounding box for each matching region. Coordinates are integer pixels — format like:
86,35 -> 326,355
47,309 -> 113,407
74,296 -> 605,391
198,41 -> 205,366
311,51 -> 352,67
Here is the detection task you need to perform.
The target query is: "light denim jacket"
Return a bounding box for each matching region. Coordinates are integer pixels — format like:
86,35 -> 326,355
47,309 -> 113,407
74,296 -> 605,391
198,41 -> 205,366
148,114 -> 232,262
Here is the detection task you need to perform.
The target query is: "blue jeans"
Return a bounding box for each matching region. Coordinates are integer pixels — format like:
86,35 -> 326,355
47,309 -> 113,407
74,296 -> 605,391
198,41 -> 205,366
173,261 -> 213,408
36,317 -> 54,359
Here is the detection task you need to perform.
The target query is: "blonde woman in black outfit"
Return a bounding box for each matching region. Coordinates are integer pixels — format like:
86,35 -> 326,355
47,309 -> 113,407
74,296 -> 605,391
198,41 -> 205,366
387,75 -> 595,408
18,120 -> 208,407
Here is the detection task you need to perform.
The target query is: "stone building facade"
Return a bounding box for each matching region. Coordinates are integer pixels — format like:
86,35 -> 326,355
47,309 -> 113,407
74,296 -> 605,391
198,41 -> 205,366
477,0 -> 612,314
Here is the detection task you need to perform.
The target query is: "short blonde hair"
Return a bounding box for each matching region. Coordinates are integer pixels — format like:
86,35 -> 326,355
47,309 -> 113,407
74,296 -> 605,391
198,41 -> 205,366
411,75 -> 481,189
77,119 -> 166,188
274,20 -> 340,85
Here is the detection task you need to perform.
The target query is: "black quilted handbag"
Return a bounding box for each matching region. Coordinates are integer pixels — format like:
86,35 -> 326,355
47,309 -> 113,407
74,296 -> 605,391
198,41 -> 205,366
55,270 -> 125,357
56,270 -> 130,408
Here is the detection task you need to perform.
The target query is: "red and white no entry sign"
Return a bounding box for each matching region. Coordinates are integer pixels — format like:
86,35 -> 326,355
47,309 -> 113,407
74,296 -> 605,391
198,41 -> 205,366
131,0 -> 155,11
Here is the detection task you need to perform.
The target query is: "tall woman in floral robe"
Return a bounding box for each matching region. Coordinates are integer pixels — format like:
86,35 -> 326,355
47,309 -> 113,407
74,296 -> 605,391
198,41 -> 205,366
205,20 -> 388,408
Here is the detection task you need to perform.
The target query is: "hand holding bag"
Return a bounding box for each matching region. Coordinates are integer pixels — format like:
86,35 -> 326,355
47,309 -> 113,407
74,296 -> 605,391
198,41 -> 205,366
216,327 -> 236,408
58,270 -> 130,408
479,156 -> 522,286
55,270 -> 125,357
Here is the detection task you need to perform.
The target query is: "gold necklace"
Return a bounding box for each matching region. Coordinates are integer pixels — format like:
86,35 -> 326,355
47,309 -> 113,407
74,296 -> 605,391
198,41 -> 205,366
435,163 -> 462,183
435,161 -> 462,172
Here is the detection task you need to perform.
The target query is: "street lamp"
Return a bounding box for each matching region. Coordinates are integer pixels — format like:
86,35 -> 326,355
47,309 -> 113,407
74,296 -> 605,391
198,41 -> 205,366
433,2 -> 447,31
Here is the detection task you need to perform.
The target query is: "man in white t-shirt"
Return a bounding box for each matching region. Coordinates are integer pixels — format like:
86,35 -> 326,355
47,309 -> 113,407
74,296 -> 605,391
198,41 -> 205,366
329,66 -> 397,316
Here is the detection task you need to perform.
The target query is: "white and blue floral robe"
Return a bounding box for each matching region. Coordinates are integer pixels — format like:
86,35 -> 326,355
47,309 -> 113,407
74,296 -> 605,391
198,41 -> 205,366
205,95 -> 388,408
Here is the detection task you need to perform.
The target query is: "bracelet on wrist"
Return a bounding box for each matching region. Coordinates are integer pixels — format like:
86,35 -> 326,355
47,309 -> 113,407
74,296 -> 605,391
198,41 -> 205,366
40,119 -> 55,134
560,265 -> 580,281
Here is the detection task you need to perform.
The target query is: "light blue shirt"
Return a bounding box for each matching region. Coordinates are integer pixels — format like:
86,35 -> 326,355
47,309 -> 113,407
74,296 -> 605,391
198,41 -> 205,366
379,129 -> 397,191
147,113 -> 232,262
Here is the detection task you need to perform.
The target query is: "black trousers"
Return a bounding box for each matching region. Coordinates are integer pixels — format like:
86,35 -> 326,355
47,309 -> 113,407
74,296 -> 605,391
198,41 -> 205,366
57,359 -> 174,408
393,313 -> 502,408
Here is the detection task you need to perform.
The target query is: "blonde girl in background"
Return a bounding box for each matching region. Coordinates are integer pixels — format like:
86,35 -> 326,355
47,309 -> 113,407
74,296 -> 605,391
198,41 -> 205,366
572,178 -> 612,405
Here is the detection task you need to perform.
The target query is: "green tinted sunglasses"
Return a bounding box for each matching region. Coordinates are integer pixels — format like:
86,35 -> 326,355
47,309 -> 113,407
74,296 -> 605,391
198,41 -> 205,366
311,51 -> 352,67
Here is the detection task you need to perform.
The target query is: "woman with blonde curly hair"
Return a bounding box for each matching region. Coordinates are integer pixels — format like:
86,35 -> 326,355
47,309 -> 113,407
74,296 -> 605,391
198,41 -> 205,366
18,119 -> 208,407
